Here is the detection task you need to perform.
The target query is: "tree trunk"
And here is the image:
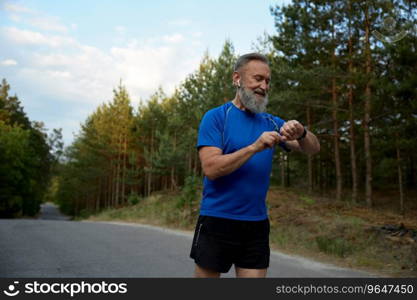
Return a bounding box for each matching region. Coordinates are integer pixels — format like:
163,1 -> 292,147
96,178 -> 101,211
280,153 -> 285,187
147,130 -> 154,197
306,106 -> 313,193
286,154 -> 290,187
364,4 -> 373,207
316,153 -> 320,191
121,133 -> 127,204
188,143 -> 192,175
396,132 -> 404,215
348,3 -> 358,203
170,132 -> 177,190
107,174 -> 111,208
115,133 -> 122,206
409,156 -> 415,188
330,10 -> 342,202
332,63 -> 342,201
193,149 -> 198,176
111,161 -> 116,207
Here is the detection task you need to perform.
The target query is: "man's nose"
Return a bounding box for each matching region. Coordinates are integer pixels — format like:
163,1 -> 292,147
260,80 -> 269,91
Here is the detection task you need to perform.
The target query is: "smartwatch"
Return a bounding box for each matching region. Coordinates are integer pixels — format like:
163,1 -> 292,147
297,127 -> 307,141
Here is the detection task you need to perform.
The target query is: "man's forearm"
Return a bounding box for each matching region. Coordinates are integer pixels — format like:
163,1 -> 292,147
204,145 -> 257,180
298,131 -> 320,154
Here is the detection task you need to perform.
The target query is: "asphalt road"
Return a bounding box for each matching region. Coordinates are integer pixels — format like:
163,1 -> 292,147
0,203 -> 377,277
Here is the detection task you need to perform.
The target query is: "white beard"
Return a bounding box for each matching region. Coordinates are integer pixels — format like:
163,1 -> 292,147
238,86 -> 268,114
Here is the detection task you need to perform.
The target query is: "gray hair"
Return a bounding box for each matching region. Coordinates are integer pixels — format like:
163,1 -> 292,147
234,53 -> 269,72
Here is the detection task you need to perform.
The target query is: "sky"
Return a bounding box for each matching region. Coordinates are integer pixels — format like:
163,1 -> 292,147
0,0 -> 291,145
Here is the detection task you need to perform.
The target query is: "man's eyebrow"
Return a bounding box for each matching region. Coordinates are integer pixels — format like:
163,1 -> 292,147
253,74 -> 271,80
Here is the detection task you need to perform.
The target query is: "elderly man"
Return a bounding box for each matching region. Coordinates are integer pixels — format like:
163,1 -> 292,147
190,53 -> 320,278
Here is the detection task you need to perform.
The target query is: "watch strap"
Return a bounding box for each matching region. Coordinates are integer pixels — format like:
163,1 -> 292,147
297,127 -> 307,140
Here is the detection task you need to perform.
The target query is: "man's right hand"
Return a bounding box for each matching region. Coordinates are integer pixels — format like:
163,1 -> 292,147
251,131 -> 282,153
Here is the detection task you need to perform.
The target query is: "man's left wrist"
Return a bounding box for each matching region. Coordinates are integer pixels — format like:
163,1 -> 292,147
297,127 -> 307,140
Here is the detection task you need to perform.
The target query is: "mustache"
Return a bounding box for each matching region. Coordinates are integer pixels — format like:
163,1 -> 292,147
238,86 -> 267,96
253,88 -> 266,96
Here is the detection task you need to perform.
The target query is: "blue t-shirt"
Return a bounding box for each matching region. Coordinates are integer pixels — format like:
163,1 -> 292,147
196,101 -> 288,221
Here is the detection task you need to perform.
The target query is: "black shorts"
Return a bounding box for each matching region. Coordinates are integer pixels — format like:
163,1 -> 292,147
189,215 -> 270,273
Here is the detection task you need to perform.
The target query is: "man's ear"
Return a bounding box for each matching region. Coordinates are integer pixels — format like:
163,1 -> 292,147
232,72 -> 240,87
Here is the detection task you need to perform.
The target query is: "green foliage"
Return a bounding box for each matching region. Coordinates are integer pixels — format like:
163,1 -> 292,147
176,175 -> 200,209
55,83 -> 136,215
128,192 -> 141,206
300,195 -> 315,206
267,0 -> 417,201
43,176 -> 60,204
315,236 -> 354,258
0,79 -> 53,217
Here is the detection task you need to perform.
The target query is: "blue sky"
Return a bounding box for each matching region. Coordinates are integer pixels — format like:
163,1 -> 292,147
0,0 -> 290,145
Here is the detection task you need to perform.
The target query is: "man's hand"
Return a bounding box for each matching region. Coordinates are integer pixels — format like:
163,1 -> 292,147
251,131 -> 281,153
280,120 -> 305,141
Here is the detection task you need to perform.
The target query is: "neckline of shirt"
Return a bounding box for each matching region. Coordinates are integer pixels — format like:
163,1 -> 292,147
230,101 -> 254,114
230,101 -> 261,118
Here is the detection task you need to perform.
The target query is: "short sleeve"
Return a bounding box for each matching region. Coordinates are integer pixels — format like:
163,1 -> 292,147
272,116 -> 291,153
196,108 -> 224,150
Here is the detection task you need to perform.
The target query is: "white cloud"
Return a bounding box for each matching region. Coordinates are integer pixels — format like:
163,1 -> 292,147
162,33 -> 184,43
3,3 -> 34,14
6,28 -> 200,106
0,59 -> 17,66
9,14 -> 21,22
1,11 -> 203,144
2,27 -> 77,47
111,45 -> 175,93
46,70 -> 72,78
3,2 -> 68,33
28,16 -> 68,33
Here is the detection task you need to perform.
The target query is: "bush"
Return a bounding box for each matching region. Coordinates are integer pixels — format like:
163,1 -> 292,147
176,175 -> 200,209
128,192 -> 141,205
78,208 -> 94,219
